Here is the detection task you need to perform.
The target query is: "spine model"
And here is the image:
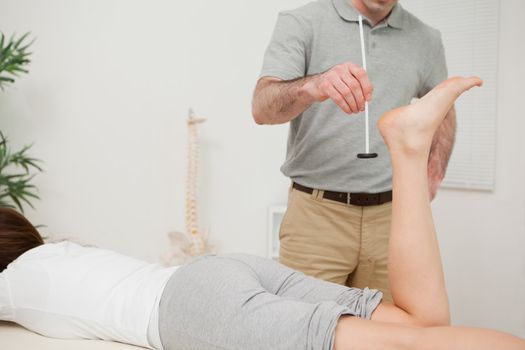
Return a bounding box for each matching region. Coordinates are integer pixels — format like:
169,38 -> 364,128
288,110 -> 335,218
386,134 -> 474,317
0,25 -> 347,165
185,109 -> 207,256
163,109 -> 212,266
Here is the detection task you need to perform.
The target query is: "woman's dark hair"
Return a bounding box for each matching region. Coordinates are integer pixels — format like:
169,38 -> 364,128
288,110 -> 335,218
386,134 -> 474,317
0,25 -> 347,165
0,207 -> 44,272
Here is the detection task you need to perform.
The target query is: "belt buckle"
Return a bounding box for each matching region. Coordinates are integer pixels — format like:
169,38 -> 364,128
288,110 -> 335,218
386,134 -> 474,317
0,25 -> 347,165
347,193 -> 351,206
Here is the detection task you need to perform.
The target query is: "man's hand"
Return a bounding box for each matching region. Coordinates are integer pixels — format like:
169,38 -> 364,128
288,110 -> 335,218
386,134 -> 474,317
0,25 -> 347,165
301,62 -> 374,114
427,156 -> 444,201
426,107 -> 457,201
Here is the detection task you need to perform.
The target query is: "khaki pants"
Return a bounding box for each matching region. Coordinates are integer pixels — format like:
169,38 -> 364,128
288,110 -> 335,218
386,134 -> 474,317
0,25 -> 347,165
279,186 -> 393,302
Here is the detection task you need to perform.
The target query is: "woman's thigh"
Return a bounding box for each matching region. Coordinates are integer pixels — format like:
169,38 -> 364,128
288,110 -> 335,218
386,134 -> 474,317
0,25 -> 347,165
158,255 -> 350,350
227,254 -> 382,321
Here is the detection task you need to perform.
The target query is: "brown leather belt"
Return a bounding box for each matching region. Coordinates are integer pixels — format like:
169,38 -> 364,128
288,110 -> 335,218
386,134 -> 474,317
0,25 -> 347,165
293,182 -> 392,207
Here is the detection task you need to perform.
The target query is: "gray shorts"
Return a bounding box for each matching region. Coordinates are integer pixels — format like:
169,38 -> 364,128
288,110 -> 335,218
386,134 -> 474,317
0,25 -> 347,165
158,254 -> 382,350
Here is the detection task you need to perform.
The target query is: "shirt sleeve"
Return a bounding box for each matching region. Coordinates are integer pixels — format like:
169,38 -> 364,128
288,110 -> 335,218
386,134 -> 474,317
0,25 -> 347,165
259,12 -> 309,81
418,38 -> 448,97
0,273 -> 14,321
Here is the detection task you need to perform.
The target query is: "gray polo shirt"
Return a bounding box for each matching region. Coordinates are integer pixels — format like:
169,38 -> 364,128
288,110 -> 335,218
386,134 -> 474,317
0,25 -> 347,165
260,0 -> 447,193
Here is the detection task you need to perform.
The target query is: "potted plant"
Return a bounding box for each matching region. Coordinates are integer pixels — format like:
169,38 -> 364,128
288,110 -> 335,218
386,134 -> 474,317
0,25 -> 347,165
0,32 -> 42,212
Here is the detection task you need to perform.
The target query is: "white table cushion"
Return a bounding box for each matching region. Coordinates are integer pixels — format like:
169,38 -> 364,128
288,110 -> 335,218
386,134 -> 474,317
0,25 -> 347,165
0,321 -> 146,349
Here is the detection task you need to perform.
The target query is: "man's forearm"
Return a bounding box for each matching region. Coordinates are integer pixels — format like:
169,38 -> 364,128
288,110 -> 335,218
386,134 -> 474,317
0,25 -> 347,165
428,106 -> 457,182
252,76 -> 317,125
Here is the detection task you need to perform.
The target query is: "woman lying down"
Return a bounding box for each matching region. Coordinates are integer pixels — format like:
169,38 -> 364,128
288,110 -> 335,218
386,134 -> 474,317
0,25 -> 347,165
1,77 -> 524,350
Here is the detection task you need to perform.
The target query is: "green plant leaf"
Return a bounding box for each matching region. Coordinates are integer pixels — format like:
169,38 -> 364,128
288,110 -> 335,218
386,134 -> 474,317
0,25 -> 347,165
8,193 -> 24,213
0,31 -> 33,89
0,129 -> 42,212
14,32 -> 30,49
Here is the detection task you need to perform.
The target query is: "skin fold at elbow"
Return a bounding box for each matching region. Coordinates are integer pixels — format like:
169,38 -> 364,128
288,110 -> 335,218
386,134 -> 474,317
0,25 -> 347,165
251,104 -> 268,125
252,78 -> 281,125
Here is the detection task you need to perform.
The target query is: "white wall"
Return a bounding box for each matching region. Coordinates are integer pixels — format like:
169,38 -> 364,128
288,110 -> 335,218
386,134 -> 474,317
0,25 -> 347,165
1,0 -> 523,337
0,0 -> 302,260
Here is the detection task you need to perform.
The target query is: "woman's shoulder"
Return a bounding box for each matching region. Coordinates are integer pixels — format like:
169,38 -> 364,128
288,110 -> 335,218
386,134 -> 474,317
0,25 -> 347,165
14,241 -> 84,262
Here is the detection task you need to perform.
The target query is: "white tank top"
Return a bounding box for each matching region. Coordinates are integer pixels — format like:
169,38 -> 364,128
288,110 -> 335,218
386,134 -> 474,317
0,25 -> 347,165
0,241 -> 178,349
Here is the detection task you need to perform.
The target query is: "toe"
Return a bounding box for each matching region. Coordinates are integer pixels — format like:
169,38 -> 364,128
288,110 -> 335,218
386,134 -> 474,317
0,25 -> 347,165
446,76 -> 483,94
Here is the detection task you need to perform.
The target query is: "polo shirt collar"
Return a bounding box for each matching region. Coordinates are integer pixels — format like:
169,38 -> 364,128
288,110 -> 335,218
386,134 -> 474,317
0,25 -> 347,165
387,3 -> 404,29
332,0 -> 404,29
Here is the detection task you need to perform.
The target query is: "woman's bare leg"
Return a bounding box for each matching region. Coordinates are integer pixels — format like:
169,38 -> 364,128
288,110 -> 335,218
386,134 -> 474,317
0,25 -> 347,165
333,77 -> 525,349
374,78 -> 485,326
335,317 -> 525,350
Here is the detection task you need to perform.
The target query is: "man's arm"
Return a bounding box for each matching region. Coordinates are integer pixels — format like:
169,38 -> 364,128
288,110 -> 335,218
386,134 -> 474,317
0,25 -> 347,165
252,62 -> 373,125
252,76 -> 317,125
427,106 -> 457,200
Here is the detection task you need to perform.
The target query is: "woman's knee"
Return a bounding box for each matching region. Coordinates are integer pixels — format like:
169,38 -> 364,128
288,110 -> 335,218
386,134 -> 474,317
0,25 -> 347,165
333,316 -> 422,350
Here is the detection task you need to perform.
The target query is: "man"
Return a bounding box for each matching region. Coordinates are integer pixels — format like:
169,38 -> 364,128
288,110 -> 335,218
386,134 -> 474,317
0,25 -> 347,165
252,0 -> 455,301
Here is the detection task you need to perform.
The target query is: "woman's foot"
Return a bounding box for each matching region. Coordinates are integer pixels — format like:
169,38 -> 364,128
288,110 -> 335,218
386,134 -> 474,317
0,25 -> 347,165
378,76 -> 483,155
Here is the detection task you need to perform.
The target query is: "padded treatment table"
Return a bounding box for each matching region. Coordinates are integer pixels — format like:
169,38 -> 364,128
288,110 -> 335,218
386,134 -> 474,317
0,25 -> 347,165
0,321 -> 146,349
